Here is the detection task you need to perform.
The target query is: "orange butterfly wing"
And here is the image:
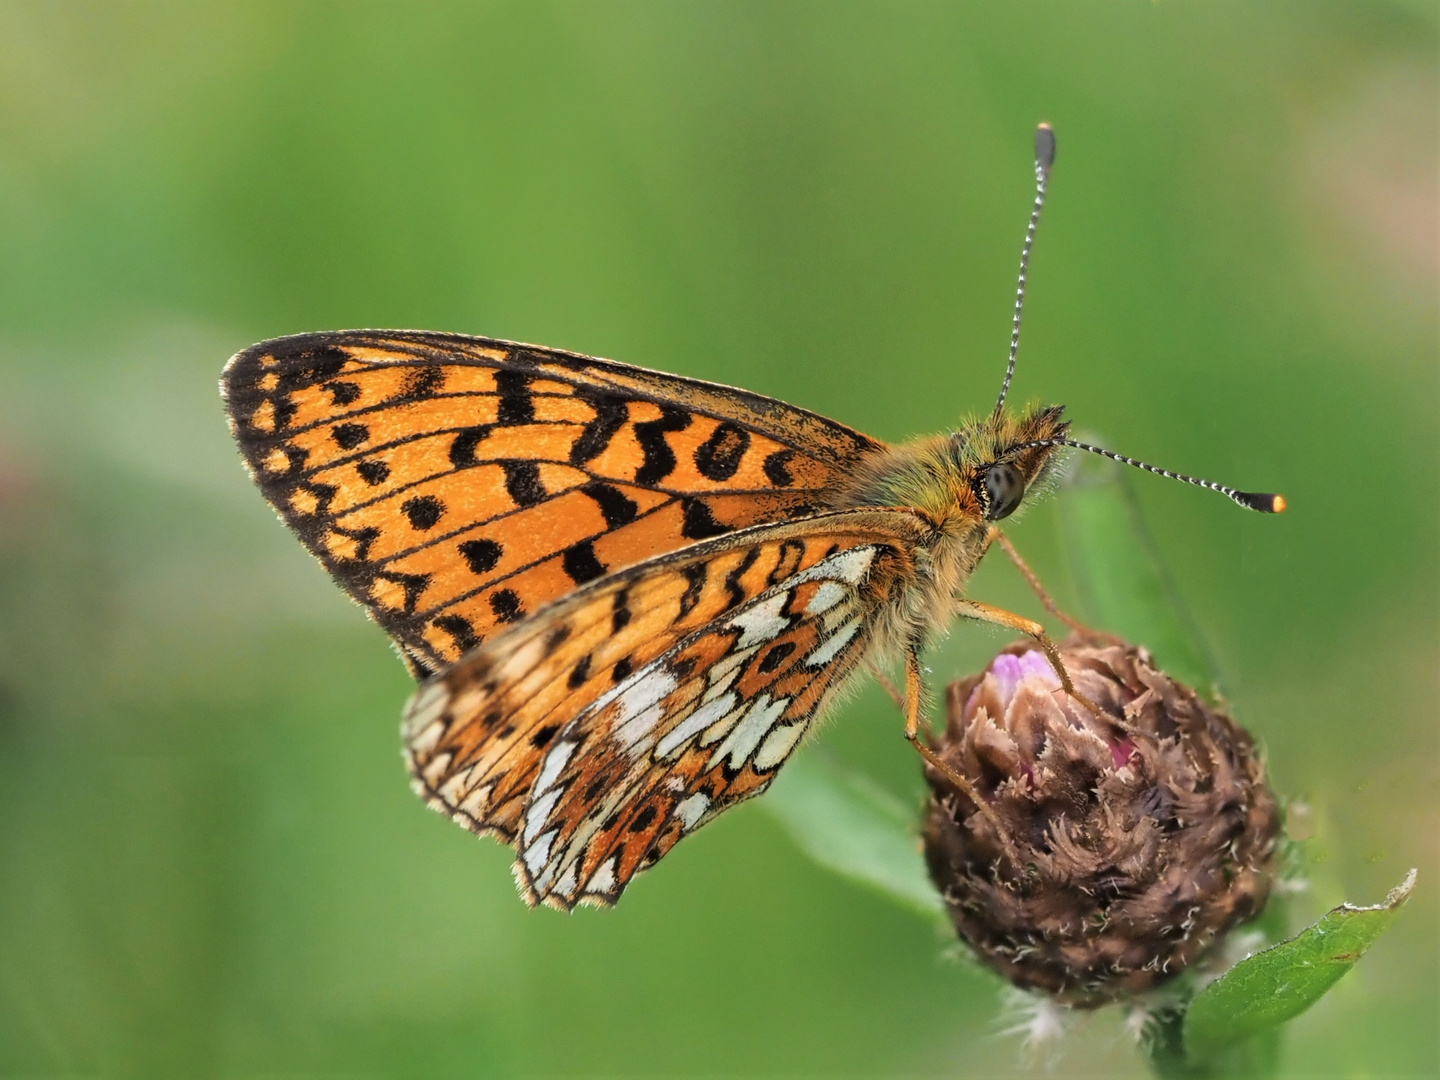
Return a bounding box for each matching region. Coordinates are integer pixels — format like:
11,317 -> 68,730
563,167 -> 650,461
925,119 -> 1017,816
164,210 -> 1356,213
221,330 -> 884,675
401,509 -> 932,908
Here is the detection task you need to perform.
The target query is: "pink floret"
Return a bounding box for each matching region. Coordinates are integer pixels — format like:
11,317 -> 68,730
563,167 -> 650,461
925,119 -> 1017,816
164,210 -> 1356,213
1015,649 -> 1060,687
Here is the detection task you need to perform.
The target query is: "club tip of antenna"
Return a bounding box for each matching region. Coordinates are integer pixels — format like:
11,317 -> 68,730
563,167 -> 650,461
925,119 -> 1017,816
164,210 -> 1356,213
1035,123 -> 1056,173
1235,491 -> 1286,514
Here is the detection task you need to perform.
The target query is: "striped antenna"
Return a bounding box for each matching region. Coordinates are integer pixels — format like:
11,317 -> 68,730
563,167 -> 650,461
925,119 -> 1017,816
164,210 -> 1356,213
1013,437 -> 1287,513
993,123 -> 1057,418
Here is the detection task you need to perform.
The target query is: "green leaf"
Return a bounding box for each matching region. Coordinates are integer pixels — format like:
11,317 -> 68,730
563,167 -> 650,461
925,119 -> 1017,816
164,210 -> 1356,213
1057,451 -> 1220,690
763,751 -> 944,918
1182,870 -> 1417,1062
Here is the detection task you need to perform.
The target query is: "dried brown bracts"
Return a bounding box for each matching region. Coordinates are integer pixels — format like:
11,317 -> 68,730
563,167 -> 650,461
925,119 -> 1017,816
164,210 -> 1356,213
922,635 -> 1279,1006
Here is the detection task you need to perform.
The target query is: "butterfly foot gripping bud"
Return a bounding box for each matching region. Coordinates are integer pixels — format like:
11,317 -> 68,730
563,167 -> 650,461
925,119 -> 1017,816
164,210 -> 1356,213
922,635 -> 1280,1007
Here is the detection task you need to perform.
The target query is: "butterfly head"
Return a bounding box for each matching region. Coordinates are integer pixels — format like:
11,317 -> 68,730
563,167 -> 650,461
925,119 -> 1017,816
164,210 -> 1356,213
954,404 -> 1070,522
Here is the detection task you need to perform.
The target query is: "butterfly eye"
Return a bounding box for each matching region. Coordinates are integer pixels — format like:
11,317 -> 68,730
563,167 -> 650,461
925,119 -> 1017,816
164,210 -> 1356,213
982,462 -> 1026,520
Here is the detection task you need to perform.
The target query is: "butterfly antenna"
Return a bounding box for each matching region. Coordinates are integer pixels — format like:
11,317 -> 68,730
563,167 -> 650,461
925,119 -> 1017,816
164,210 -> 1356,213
993,123 -> 1057,419
1015,437 -> 1287,513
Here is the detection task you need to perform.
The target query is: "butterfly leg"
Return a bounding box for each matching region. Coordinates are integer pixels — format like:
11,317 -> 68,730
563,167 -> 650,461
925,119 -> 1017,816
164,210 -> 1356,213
985,526 -> 1113,640
902,648 -> 1023,868
952,599 -> 1110,721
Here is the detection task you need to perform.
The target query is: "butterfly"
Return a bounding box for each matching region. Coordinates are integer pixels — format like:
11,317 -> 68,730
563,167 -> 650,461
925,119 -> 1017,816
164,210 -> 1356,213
221,125 -> 1283,910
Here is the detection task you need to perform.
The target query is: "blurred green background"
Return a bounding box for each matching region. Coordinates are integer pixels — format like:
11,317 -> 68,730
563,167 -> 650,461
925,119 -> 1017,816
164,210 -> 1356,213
0,2 -> 1434,1077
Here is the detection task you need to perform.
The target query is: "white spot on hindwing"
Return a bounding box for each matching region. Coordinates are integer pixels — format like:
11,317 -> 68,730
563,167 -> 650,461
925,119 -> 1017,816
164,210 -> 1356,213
675,792 -> 711,831
727,591 -> 791,647
655,692 -> 738,759
804,579 -> 848,616
523,789 -> 561,845
408,719 -> 446,757
795,545 -> 876,587
554,862 -> 578,899
534,739 -> 576,795
705,645 -> 760,700
707,694 -> 790,772
806,615 -> 862,668
613,668 -> 679,751
458,782 -> 492,817
754,720 -> 808,770
588,663 -> 679,757
520,738 -> 580,848
437,763 -> 482,802
420,751 -> 454,785
523,829 -> 557,875
586,855 -> 619,895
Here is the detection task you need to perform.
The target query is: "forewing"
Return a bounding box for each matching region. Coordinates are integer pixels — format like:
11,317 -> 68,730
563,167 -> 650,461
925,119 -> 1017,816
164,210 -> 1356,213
222,330 -> 883,674
400,509 -> 929,906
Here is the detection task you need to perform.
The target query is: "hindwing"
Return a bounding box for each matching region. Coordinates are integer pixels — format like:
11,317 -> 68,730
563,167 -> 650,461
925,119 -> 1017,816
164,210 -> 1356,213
221,330 -> 884,674
400,510 -> 931,908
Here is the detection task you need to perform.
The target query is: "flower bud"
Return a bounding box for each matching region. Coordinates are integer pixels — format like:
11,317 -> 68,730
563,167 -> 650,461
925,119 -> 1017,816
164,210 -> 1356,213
922,635 -> 1279,1006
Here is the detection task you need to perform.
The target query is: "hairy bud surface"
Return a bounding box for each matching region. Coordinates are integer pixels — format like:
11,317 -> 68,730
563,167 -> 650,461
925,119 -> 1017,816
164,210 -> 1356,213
923,636 -> 1279,1006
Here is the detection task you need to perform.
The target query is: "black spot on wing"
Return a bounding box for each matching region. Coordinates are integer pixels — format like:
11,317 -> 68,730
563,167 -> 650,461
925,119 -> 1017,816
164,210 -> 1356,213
432,613 -> 480,653
633,406 -> 691,485
723,547 -> 760,610
758,640 -> 796,674
449,426 -> 491,468
332,423 -> 369,450
325,380 -> 361,406
612,655 -> 634,682
495,370 -> 534,425
356,459 -> 390,485
693,422 -> 751,481
612,589 -> 631,632
402,495 -> 445,530
678,562 -> 707,619
269,396 -> 298,431
767,539 -> 805,586
570,390 -> 628,464
458,537 -> 502,575
530,724 -> 558,749
561,540 -> 606,585
629,805 -> 658,832
763,449 -> 796,487
681,499 -> 729,541
568,653 -> 592,689
489,588 -> 524,623
500,460 -> 545,506
270,445 -> 308,478
394,365 -> 445,402
581,483 -> 638,528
